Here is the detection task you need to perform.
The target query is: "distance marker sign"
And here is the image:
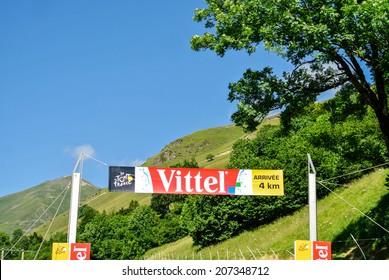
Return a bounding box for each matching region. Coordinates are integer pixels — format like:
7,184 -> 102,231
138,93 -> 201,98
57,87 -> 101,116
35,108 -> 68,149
252,169 -> 284,196
109,167 -> 284,196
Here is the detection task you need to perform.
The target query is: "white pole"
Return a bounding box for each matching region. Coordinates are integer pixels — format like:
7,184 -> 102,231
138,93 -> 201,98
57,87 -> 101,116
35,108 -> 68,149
67,153 -> 84,244
67,172 -> 81,244
308,154 -> 317,241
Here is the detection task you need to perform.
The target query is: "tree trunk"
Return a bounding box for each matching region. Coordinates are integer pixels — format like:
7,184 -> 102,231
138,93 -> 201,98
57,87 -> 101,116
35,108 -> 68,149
374,109 -> 389,156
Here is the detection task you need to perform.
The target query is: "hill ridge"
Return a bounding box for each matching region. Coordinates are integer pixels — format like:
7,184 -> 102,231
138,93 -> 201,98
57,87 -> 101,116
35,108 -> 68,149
0,176 -> 99,235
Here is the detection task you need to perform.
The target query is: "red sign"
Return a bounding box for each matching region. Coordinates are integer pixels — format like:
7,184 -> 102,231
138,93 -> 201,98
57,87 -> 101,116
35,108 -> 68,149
109,166 -> 284,196
70,243 -> 90,260
312,241 -> 331,260
148,167 -> 240,195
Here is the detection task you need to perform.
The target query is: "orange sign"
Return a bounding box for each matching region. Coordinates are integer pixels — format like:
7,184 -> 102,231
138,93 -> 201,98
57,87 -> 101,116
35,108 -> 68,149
70,243 -> 91,260
313,241 -> 331,260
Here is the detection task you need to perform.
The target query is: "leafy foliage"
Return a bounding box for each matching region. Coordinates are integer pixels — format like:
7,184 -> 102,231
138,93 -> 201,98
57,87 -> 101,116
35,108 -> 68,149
3,98 -> 389,257
191,0 -> 389,151
181,97 -> 388,247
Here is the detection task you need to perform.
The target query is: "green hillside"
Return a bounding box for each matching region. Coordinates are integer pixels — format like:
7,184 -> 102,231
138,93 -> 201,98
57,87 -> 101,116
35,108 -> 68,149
33,190 -> 151,237
27,120 -> 279,240
2,110 -> 389,260
144,117 -> 278,168
0,177 -> 99,235
144,168 -> 389,260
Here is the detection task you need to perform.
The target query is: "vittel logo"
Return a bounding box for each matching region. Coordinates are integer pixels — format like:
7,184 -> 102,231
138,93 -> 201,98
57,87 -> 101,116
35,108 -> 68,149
149,168 -> 239,195
313,241 -> 332,260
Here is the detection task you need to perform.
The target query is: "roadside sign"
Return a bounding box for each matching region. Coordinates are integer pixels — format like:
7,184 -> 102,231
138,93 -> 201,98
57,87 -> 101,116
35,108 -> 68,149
52,243 -> 69,260
52,243 -> 91,260
70,243 -> 90,260
295,240 -> 332,260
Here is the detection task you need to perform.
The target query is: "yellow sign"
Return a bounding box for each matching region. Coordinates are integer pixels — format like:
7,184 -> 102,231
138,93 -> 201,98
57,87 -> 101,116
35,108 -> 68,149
252,170 -> 284,196
52,243 -> 70,260
294,240 -> 312,260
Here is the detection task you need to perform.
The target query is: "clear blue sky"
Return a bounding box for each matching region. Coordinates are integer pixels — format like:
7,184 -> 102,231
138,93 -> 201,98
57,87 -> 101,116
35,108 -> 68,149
0,0 -> 291,197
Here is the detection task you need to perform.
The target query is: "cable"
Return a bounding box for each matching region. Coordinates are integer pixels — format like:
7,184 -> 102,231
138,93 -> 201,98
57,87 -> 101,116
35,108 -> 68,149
318,181 -> 389,234
320,162 -> 389,182
34,182 -> 70,260
82,153 -> 109,167
350,233 -> 367,260
3,179 -> 71,259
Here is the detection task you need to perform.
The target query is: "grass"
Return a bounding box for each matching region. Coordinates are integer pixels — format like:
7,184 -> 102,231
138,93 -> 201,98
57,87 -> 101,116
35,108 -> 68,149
144,168 -> 389,260
33,189 -> 152,239
83,189 -> 151,213
0,177 -> 99,236
5,114 -> 387,259
144,116 -> 279,170
144,124 -> 245,168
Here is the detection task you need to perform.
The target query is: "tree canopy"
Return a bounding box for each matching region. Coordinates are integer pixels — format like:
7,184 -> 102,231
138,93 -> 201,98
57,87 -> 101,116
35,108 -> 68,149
191,0 -> 389,151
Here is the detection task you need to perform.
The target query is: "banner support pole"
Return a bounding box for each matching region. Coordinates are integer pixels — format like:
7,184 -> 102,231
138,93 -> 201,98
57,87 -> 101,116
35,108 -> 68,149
308,154 -> 317,241
67,153 -> 83,244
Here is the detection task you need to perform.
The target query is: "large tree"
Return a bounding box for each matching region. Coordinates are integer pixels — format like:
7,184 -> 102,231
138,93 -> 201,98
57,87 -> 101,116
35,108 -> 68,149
191,0 -> 389,151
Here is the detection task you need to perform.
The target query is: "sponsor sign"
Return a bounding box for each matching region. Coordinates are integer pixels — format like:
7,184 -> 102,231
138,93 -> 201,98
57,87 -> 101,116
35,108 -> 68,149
52,243 -> 91,260
295,240 -> 332,260
294,240 -> 312,260
70,243 -> 91,260
52,243 -> 70,260
109,166 -> 284,196
313,241 -> 331,260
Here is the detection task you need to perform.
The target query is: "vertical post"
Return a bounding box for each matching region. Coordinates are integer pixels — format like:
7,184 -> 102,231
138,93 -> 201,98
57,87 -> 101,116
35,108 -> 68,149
67,153 -> 83,245
308,154 -> 317,241
67,172 -> 81,244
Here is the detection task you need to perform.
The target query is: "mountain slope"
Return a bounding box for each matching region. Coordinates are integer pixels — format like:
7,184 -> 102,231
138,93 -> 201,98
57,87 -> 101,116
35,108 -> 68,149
3,122 -> 259,239
33,124 -> 255,238
33,190 -> 152,237
144,168 -> 389,260
0,177 -> 99,235
144,117 -> 278,168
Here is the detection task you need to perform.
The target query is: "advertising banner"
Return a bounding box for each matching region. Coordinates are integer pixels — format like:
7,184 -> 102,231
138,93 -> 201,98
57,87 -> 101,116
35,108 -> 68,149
312,241 -> 332,260
295,240 -> 332,260
109,166 -> 283,196
52,243 -> 91,260
70,243 -> 91,260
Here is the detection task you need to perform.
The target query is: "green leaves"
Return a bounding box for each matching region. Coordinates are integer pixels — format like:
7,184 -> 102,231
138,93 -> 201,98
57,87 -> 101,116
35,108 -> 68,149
191,0 -> 389,151
228,67 -> 282,132
183,96 -> 388,248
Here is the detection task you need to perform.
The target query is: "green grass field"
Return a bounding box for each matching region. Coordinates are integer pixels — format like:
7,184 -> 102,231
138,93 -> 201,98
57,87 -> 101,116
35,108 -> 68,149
144,168 -> 389,260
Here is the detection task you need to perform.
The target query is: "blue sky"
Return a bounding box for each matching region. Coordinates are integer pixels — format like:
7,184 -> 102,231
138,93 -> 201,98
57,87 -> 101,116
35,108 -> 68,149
0,1 -> 291,197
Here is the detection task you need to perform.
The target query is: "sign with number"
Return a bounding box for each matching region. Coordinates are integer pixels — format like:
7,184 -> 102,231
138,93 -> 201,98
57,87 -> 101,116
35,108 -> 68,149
109,166 -> 284,196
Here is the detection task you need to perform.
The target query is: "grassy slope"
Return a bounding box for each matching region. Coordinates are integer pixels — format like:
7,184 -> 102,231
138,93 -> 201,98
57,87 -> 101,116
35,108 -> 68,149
0,177 -> 98,235
144,117 -> 278,169
144,168 -> 389,260
6,115 -> 388,260
11,122 -> 258,239
33,190 -> 151,237
32,123 -> 252,238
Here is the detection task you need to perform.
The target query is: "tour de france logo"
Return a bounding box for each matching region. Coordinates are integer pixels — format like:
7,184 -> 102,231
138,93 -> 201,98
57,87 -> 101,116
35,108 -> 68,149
112,167 -> 136,191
